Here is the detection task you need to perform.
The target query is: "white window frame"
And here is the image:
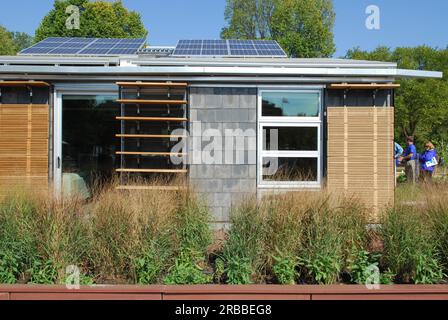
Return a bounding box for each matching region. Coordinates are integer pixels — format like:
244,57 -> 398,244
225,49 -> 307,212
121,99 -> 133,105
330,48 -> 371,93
257,89 -> 323,188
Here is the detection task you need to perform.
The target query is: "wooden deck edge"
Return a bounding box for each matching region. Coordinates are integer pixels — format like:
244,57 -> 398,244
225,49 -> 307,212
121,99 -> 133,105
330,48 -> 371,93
1,284 -> 448,300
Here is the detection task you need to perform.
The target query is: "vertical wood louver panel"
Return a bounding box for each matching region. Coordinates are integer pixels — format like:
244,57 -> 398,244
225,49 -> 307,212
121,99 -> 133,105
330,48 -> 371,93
327,106 -> 394,221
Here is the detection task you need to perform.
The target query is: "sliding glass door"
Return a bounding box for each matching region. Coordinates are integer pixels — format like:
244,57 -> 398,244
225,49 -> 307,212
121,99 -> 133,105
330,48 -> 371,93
54,92 -> 119,197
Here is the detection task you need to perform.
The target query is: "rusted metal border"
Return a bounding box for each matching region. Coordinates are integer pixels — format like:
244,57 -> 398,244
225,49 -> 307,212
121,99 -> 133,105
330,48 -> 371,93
0,285 -> 448,300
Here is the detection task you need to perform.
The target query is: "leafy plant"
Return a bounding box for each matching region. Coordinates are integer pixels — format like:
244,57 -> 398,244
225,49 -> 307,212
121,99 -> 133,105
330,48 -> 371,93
134,238 -> 172,284
397,172 -> 407,184
164,251 -> 212,285
272,249 -> 298,285
27,260 -> 60,284
213,257 -> 225,284
225,257 -> 253,285
415,253 -> 445,284
134,251 -> 162,285
346,247 -> 395,285
347,247 -> 373,284
0,252 -> 20,284
299,252 -> 341,285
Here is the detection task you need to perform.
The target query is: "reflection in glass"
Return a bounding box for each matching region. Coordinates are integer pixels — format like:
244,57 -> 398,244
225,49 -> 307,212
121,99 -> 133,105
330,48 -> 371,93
263,126 -> 318,151
262,157 -> 318,181
262,92 -> 320,117
62,95 -> 119,196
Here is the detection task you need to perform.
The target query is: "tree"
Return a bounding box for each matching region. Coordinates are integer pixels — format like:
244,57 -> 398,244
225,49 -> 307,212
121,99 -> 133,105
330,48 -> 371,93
10,32 -> 34,52
35,0 -> 147,42
0,26 -> 17,55
221,0 -> 335,58
221,0 -> 275,39
0,26 -> 33,55
345,46 -> 448,150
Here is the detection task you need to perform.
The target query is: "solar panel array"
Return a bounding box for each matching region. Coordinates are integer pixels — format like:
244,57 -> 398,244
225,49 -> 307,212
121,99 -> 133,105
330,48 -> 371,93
172,40 -> 287,57
20,37 -> 145,56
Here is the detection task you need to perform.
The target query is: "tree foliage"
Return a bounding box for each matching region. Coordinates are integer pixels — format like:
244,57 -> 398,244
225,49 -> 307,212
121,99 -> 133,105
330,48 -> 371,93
35,0 -> 148,42
10,32 -> 34,52
0,26 -> 33,55
345,46 -> 448,150
221,0 -> 335,58
0,26 -> 17,55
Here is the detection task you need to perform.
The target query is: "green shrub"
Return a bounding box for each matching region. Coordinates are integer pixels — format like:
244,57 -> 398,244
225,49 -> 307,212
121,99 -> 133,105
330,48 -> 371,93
346,247 -> 372,284
0,193 -> 42,283
346,246 -> 395,285
397,173 -> 407,184
173,195 -> 212,256
426,195 -> 448,273
134,239 -> 172,284
27,259 -> 60,284
164,251 -> 212,285
0,251 -> 20,284
163,193 -> 212,284
213,257 -> 225,283
298,200 -> 343,284
222,200 -> 264,284
414,253 -> 445,284
225,256 -> 253,284
88,184 -> 182,283
2,181 -> 448,286
261,193 -> 306,281
381,207 -> 444,284
272,248 -> 298,285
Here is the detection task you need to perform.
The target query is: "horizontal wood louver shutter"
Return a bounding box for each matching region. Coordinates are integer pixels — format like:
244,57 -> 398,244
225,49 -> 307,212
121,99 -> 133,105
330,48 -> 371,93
0,82 -> 49,194
327,106 -> 394,221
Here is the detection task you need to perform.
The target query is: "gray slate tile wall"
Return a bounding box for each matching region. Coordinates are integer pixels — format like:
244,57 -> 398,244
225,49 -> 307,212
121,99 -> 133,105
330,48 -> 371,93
189,87 -> 257,223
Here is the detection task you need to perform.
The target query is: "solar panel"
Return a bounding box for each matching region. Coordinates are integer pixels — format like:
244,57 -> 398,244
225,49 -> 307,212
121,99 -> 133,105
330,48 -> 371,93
172,39 -> 287,57
19,37 -> 146,56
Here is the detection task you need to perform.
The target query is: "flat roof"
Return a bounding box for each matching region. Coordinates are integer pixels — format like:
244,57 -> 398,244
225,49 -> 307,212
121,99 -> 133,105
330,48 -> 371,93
0,54 -> 442,81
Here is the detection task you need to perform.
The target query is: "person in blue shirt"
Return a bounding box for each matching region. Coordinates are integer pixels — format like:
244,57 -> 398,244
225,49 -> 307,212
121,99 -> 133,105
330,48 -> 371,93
419,141 -> 438,182
394,142 -> 403,166
398,136 -> 419,183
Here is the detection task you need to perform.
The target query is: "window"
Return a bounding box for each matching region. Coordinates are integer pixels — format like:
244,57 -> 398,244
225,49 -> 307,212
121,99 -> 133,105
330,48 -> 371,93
262,91 -> 320,117
258,89 -> 322,187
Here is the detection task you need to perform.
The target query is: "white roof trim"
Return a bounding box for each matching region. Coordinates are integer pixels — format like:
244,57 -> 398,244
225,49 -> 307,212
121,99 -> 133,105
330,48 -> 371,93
395,68 -> 443,79
0,64 -> 442,79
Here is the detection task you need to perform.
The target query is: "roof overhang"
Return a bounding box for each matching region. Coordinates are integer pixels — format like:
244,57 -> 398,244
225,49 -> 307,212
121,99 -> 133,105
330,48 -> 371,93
0,64 -> 442,78
0,55 -> 443,81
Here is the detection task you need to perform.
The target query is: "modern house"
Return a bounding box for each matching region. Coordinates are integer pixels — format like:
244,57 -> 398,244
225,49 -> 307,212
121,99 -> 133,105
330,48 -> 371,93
0,38 -> 442,224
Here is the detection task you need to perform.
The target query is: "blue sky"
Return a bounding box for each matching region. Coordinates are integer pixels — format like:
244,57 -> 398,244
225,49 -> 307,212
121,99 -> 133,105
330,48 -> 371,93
0,0 -> 447,57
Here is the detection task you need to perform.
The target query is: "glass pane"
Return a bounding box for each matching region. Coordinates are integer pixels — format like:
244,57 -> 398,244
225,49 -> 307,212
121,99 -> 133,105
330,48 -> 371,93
262,157 -> 318,181
262,92 -> 320,117
62,95 -> 119,197
263,126 -> 318,151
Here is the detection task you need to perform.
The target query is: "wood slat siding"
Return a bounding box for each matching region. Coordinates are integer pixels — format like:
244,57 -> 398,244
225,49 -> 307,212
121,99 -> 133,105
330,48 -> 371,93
0,104 -> 48,193
327,107 -> 394,220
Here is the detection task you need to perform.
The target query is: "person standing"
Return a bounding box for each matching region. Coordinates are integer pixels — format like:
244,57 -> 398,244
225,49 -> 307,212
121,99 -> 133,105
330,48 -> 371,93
419,141 -> 438,182
394,142 -> 404,166
399,136 -> 419,183
394,141 -> 404,186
